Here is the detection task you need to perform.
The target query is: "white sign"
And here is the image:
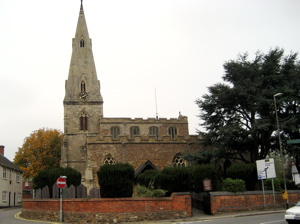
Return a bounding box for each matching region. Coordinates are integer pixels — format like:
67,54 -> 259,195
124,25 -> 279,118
256,158 -> 276,180
292,166 -> 300,185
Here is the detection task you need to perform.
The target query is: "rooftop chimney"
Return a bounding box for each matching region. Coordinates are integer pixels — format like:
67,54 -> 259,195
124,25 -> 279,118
0,145 -> 4,156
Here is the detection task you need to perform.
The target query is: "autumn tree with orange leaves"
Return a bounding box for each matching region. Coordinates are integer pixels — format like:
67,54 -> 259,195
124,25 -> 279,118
14,128 -> 63,179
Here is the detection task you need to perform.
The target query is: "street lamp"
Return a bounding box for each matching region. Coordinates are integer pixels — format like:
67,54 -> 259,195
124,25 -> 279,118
273,92 -> 288,208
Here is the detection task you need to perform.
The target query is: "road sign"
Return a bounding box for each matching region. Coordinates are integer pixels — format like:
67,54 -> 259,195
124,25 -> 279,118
256,158 -> 276,180
56,177 -> 67,189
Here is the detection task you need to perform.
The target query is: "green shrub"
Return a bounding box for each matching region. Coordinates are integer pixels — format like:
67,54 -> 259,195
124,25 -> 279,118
135,185 -> 153,197
152,189 -> 166,197
222,178 -> 246,192
193,164 -> 218,193
226,163 -> 257,190
135,185 -> 166,197
157,167 -> 192,196
264,178 -> 282,191
97,163 -> 134,198
137,169 -> 160,187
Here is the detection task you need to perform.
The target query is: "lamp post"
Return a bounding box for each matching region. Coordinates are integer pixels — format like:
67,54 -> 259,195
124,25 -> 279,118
273,92 -> 288,208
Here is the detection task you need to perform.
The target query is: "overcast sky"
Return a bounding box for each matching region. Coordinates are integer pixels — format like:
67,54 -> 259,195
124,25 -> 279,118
1,0 -> 300,161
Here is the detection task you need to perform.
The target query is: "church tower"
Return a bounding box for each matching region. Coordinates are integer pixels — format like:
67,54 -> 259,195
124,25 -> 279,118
61,2 -> 103,184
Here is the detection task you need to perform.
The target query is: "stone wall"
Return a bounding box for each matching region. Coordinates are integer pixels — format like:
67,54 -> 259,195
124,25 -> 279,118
209,190 -> 300,215
21,192 -> 192,223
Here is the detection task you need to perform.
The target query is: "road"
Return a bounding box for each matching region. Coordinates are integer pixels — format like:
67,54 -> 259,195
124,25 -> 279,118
0,208 -> 60,224
181,213 -> 287,224
0,207 -> 289,224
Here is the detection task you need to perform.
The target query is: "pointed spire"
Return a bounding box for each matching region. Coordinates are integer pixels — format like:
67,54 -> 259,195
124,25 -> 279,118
64,0 -> 103,103
75,0 -> 89,40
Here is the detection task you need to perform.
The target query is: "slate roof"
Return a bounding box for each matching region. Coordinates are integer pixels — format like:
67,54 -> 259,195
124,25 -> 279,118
134,160 -> 158,178
0,154 -> 23,172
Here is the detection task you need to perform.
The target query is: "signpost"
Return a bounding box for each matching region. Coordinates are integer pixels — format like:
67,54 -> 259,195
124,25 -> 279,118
256,159 -> 276,210
57,176 -> 67,223
203,178 -> 212,191
256,158 -> 276,180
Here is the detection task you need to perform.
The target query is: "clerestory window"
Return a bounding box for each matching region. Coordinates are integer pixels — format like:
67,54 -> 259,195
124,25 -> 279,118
130,126 -> 140,138
168,127 -> 177,139
149,126 -> 159,138
111,126 -> 120,140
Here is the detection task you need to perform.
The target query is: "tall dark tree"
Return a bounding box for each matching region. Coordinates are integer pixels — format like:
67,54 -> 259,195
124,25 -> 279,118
196,48 -> 300,164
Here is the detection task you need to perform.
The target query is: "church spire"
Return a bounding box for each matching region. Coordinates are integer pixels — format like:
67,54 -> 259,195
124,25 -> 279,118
64,1 -> 103,104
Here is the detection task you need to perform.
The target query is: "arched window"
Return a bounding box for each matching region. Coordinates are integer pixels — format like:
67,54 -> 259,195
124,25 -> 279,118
173,154 -> 186,167
130,126 -> 140,138
80,111 -> 88,131
149,126 -> 159,138
111,126 -> 120,140
81,81 -> 86,92
80,39 -> 85,48
168,127 -> 177,139
103,154 -> 115,165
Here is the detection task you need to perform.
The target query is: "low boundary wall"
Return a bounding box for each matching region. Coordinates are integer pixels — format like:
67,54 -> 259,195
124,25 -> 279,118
21,192 -> 192,223
210,190 -> 300,215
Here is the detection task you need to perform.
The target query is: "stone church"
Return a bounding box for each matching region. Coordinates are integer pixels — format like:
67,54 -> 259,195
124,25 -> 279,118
61,2 -> 201,191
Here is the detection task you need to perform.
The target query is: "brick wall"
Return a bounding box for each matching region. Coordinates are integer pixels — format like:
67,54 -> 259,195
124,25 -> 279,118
210,190 -> 300,215
21,192 -> 192,223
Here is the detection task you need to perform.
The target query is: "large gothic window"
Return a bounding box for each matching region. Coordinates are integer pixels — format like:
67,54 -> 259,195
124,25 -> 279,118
103,154 -> 115,165
168,127 -> 177,139
111,126 -> 120,140
80,111 -> 88,131
173,154 -> 186,167
149,126 -> 159,138
80,39 -> 85,48
130,126 -> 140,138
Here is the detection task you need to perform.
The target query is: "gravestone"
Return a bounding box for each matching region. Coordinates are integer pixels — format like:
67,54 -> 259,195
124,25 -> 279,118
35,189 -> 41,199
42,186 -> 50,198
62,187 -> 68,198
77,184 -> 87,198
68,185 -> 76,198
52,184 -> 59,198
89,187 -> 99,198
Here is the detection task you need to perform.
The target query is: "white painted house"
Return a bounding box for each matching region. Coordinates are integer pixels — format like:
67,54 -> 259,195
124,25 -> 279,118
0,145 -> 23,207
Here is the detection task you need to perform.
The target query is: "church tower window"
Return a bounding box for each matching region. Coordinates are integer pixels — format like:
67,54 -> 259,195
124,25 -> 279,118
173,154 -> 186,167
168,127 -> 177,139
80,111 -> 88,130
103,154 -> 115,165
130,126 -> 140,138
81,81 -> 86,92
111,126 -> 120,140
80,39 -> 85,47
149,126 -> 159,138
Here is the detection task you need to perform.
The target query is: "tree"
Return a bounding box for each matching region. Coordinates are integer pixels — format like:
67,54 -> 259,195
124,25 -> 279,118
33,167 -> 81,197
195,48 -> 300,164
97,163 -> 134,198
14,128 -> 63,179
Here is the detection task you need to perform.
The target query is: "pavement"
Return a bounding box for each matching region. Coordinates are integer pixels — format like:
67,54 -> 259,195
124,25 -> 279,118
6,206 -> 286,224
123,208 -> 286,224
